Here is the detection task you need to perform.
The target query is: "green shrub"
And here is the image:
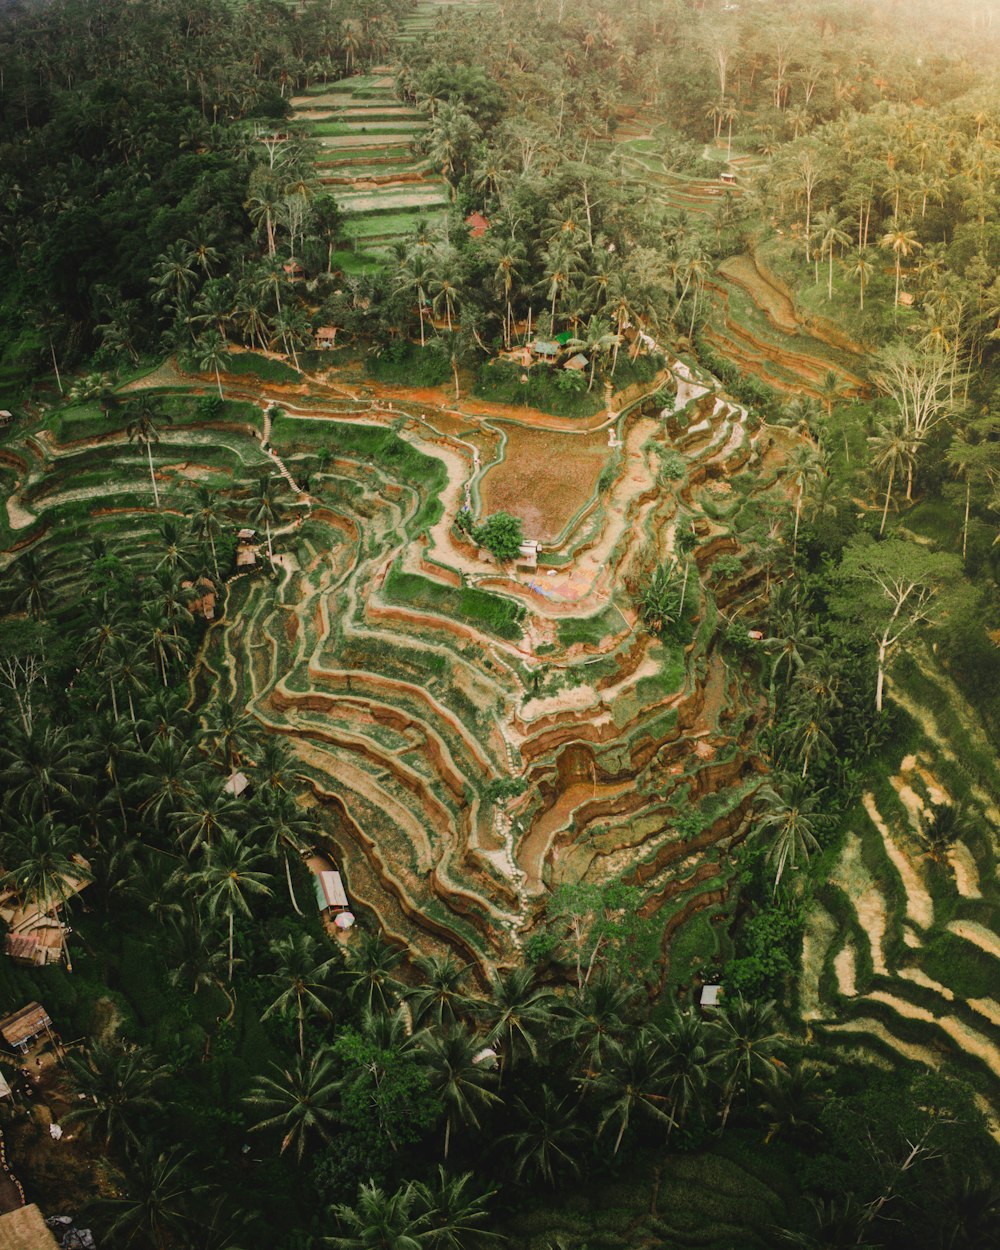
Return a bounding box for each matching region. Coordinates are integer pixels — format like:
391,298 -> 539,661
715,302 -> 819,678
366,340 -> 450,386
474,511 -> 523,562
223,352 -> 300,383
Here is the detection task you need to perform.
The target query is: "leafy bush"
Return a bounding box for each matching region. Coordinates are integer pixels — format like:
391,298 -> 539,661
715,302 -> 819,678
365,340 -> 451,386
222,352 -> 300,383
473,361 -> 601,417
474,511 -> 523,562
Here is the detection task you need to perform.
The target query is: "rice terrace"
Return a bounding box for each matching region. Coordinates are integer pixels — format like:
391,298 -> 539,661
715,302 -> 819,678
1,0 -> 999,1248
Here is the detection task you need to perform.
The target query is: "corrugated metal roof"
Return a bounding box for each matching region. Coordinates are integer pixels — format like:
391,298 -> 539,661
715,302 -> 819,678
314,871 -> 348,910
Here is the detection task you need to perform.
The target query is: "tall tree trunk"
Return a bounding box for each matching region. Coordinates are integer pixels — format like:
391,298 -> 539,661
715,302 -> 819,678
284,851 -> 304,915
880,460 -> 895,536
147,441 -> 160,508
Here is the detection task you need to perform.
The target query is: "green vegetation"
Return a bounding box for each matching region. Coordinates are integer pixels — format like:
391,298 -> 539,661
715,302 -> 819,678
3,0 -> 1000,1246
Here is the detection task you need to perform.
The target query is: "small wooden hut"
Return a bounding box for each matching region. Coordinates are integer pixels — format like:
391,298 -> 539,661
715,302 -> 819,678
0,1003 -> 53,1054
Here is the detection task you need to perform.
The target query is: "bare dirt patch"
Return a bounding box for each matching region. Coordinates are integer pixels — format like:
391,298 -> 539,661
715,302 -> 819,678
834,944 -> 857,997
831,832 -> 888,974
478,421 -> 611,544
947,919 -> 1000,961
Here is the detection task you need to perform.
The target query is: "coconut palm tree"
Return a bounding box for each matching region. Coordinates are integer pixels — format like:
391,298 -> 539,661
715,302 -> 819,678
749,778 -> 821,893
850,250 -> 875,311
707,995 -> 783,1130
197,330 -> 228,399
558,972 -> 636,1077
133,602 -> 188,687
659,1008 -> 710,1136
252,788 -> 313,915
102,1144 -> 207,1250
594,1030 -> 675,1154
430,266 -> 462,334
189,486 -> 224,580
396,251 -> 435,348
868,417 -> 916,536
498,1086 -> 585,1186
170,777 -> 241,855
64,1041 -> 170,1149
125,399 -> 172,510
136,737 -> 203,829
412,1167 -> 502,1250
1,723 -> 91,818
880,225 -> 922,309
328,1180 -> 429,1250
196,829 -> 274,981
479,965 -> 558,1075
417,1024 -> 502,1159
344,930 -> 405,1014
262,932 -> 341,1057
406,954 -> 475,1031
250,473 -> 283,566
0,814 -> 91,914
246,1047 -> 341,1163
783,442 -> 825,556
491,247 -> 524,349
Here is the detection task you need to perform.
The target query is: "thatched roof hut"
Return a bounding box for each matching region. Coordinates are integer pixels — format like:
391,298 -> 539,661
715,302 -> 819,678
0,1206 -> 61,1250
0,1003 -> 53,1052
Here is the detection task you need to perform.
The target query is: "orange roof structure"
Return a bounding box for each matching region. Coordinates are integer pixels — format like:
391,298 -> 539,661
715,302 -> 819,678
465,211 -> 489,238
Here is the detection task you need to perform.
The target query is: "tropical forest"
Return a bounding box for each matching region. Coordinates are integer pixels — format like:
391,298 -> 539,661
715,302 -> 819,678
1,0 -> 1000,1247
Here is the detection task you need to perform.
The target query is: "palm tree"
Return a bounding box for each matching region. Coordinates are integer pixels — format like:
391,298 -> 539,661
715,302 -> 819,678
1,723 -> 91,817
412,1167 -> 501,1250
166,912 -> 232,1003
406,954 -> 475,1031
479,965 -> 557,1075
170,777 -> 241,854
328,1180 -> 429,1250
784,443 -> 824,556
245,1047 -> 340,1163
880,226 -> 922,309
759,1061 -> 823,1144
64,1041 -> 170,1149
749,778 -> 821,893
197,330 -> 228,399
418,1024 -> 502,1159
594,1030 -> 675,1154
492,247 -> 523,349
189,485 -> 224,580
559,972 -> 636,1077
815,210 -> 852,300
134,602 -> 188,686
0,816 -> 91,914
155,517 -> 196,578
125,399 -> 172,510
262,932 -> 340,1057
659,1008 -> 710,1136
850,250 -> 875,311
251,473 -> 283,566
102,1144 -> 206,1250
431,267 -> 462,334
150,241 -> 199,313
201,698 -> 255,773
196,829 -> 274,980
498,1086 -> 584,1186
868,417 -> 916,536
8,550 -> 52,620
707,995 -> 783,1130
344,930 -> 405,1014
396,251 -> 434,348
137,738 -> 203,829
253,788 -> 313,915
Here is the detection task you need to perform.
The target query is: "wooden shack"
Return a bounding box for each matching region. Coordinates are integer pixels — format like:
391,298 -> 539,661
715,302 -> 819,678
0,1003 -> 53,1054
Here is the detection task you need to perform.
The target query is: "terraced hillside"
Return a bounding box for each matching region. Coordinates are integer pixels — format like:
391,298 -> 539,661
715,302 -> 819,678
614,119 -> 867,401
799,649 -> 1000,1129
290,0 -> 476,253
1,349 -> 775,990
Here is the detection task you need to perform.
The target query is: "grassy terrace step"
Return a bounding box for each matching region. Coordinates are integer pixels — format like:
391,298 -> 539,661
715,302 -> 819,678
337,187 -> 450,215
